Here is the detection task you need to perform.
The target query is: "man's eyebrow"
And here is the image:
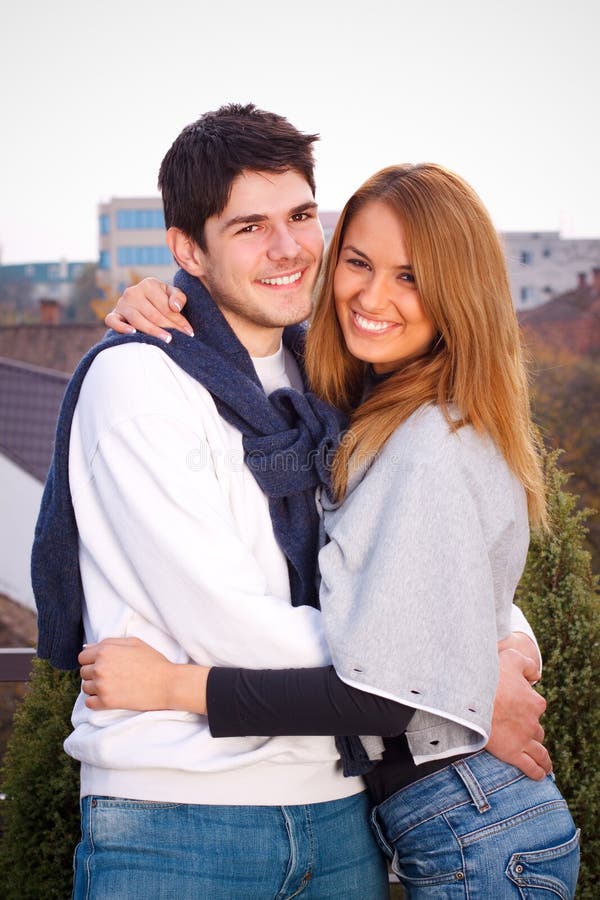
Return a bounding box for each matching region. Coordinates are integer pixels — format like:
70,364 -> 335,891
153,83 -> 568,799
222,201 -> 318,231
290,201 -> 318,216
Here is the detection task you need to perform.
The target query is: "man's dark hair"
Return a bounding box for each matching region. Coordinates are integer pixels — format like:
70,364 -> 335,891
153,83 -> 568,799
158,103 -> 319,250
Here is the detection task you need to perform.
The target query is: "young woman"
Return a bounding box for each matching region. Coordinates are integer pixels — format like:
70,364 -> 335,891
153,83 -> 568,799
81,164 -> 579,896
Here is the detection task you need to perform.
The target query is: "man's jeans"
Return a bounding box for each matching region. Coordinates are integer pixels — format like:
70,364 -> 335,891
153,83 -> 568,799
371,750 -> 580,898
72,790 -> 388,899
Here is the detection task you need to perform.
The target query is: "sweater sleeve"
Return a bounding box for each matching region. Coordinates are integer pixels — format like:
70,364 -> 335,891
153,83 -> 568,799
207,665 -> 414,737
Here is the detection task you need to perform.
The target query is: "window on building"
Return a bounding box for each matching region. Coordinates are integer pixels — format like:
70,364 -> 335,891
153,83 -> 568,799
98,251 -> 111,270
520,286 -> 534,304
542,247 -> 552,258
520,251 -> 533,265
117,246 -> 173,267
116,209 -> 165,230
99,214 -> 110,235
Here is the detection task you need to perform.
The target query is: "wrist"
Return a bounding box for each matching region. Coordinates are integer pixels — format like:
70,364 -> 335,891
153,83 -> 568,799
166,663 -> 209,714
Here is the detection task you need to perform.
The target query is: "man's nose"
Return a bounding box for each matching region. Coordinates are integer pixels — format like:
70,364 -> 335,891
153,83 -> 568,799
267,226 -> 301,261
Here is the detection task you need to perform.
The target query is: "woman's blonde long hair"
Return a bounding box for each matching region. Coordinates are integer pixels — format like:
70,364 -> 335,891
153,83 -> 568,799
305,164 -> 546,527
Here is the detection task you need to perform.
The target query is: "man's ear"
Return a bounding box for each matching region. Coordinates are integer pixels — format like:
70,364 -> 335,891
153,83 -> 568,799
166,227 -> 207,277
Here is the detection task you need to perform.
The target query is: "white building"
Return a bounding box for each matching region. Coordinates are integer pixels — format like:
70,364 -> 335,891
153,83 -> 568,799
502,232 -> 600,309
98,197 -> 177,295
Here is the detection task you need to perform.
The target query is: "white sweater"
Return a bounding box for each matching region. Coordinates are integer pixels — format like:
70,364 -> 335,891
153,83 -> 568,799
64,341 -> 364,805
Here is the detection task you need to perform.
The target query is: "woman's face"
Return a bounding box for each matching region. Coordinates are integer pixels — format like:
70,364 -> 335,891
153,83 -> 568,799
333,201 -> 436,374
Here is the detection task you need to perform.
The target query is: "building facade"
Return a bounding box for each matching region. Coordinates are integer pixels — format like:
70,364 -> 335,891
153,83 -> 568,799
0,261 -> 91,316
98,197 -> 177,295
502,232 -> 600,309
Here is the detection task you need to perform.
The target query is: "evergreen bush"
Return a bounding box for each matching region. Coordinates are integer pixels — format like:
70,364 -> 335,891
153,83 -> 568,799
517,449 -> 600,898
0,659 -> 80,899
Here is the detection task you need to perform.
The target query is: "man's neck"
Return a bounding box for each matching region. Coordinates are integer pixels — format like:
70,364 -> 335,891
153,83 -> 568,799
219,310 -> 283,357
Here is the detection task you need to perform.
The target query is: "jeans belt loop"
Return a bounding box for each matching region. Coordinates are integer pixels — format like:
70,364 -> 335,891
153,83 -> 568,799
451,758 -> 491,813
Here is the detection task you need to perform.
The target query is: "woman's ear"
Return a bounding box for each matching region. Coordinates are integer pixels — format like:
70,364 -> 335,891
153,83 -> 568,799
166,227 -> 207,277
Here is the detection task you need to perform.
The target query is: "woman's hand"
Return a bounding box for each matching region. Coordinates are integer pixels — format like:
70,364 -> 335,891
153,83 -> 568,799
79,637 -> 209,714
104,277 -> 192,342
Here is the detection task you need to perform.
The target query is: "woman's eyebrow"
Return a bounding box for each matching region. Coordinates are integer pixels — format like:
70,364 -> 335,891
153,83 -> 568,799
343,244 -> 371,262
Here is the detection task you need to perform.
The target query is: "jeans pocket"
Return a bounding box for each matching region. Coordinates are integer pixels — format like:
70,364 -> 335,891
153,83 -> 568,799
506,829 -> 580,899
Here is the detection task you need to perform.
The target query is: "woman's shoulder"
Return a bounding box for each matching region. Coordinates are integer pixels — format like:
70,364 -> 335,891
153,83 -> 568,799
383,404 -> 511,484
384,403 -> 468,458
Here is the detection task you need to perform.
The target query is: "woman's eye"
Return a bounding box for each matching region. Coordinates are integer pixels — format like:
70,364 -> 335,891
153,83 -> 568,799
399,271 -> 416,284
346,257 -> 369,269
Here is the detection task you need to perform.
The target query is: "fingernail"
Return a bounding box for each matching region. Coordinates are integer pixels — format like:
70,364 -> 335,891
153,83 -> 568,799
185,327 -> 195,337
127,327 -> 137,334
172,301 -> 182,312
162,333 -> 172,344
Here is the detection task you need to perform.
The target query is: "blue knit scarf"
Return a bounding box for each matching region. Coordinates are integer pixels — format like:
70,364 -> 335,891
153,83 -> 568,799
32,271 -> 346,671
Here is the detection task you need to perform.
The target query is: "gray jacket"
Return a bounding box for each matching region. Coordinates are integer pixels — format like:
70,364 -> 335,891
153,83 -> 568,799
318,403 -> 529,764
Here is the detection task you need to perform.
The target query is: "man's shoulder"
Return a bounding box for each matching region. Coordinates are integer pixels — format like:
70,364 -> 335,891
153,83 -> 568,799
75,338 -> 215,429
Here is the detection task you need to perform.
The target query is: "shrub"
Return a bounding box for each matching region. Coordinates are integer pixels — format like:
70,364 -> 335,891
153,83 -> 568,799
517,449 -> 600,898
0,659 -> 80,899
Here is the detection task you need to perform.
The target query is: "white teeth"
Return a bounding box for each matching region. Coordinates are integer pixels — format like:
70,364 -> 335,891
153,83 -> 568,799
261,271 -> 302,286
354,312 -> 394,332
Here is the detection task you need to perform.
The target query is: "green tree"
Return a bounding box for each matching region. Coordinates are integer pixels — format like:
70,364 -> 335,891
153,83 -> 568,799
530,346 -> 600,569
0,660 -> 80,899
517,449 -> 600,899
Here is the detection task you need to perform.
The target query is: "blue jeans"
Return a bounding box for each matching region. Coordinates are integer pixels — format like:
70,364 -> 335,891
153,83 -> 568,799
371,750 -> 580,898
72,791 -> 389,899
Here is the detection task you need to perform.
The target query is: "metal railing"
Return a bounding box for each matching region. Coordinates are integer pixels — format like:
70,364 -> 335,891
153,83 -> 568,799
0,647 -> 35,681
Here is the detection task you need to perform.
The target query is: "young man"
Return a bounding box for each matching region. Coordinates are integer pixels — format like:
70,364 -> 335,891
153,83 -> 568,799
33,105 -> 547,899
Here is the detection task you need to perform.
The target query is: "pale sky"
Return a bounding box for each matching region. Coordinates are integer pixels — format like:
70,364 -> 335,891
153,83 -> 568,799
1,0 -> 598,264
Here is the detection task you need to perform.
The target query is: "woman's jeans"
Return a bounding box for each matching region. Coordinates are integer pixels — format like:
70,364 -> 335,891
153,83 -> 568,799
72,790 -> 389,899
371,750 -> 580,898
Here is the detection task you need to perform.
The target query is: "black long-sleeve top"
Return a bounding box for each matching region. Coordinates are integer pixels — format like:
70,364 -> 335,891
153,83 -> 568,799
207,665 -> 466,805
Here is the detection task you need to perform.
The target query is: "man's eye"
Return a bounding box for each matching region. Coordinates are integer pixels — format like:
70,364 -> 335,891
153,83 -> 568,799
291,212 -> 311,222
237,224 -> 259,234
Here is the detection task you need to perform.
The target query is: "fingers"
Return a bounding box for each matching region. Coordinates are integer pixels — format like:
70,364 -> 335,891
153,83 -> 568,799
521,654 -> 542,685
104,278 -> 193,341
513,751 -> 546,781
512,740 -> 552,781
78,636 -> 138,666
166,285 -> 188,313
105,309 -> 136,334
525,739 -> 553,776
500,646 -> 540,683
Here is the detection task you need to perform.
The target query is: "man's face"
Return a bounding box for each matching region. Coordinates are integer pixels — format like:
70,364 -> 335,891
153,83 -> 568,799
190,169 -> 324,356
